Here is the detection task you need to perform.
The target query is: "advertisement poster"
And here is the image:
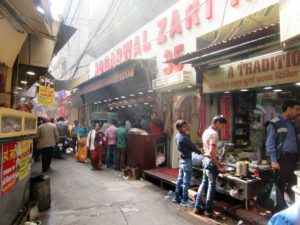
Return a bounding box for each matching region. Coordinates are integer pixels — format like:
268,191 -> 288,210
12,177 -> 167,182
18,139 -> 33,181
1,142 -> 17,194
38,76 -> 54,106
203,49 -> 300,93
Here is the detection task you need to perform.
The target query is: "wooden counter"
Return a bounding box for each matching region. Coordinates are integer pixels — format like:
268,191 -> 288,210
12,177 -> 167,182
127,133 -> 156,171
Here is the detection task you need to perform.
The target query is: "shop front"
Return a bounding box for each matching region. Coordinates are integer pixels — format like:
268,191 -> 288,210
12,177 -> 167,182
202,47 -> 300,155
75,59 -> 163,170
165,20 -> 300,207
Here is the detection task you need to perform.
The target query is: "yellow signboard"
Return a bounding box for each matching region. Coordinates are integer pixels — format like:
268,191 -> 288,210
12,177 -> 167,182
38,76 -> 54,106
203,49 -> 300,93
18,139 -> 32,181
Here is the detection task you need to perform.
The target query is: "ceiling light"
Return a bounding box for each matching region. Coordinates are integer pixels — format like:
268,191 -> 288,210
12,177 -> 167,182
273,89 -> 282,92
128,105 -> 132,107
264,86 -> 273,90
115,106 -> 119,109
26,71 -> 36,75
93,102 -> 97,104
21,80 -> 27,84
16,87 -> 22,90
108,99 -> 112,101
224,91 -> 230,94
296,82 -> 300,86
37,6 -> 45,14
14,91 -> 19,94
121,106 -> 125,108
115,97 -> 119,100
240,89 -> 248,92
167,90 -> 172,92
144,102 -> 149,105
97,101 -> 102,103
104,100 -> 107,102
147,90 -> 153,93
138,92 -> 143,95
121,96 -> 126,99
129,94 -> 135,97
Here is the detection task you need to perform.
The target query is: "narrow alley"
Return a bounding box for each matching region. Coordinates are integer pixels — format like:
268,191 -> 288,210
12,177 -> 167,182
31,155 -> 239,225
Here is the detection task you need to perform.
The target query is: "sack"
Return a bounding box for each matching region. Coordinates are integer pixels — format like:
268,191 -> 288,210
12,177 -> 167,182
257,181 -> 286,213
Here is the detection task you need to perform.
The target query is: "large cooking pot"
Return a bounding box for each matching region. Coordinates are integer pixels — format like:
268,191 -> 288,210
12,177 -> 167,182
236,161 -> 249,177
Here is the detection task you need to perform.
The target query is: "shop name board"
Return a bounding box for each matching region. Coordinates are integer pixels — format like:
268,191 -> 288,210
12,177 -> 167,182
81,67 -> 134,94
203,49 -> 300,93
91,0 -> 264,78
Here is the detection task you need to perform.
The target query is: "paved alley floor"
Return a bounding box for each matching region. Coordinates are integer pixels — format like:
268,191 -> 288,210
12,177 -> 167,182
30,154 -> 239,225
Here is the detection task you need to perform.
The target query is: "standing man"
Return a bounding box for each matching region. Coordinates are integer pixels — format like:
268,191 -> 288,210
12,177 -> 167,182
37,117 -> 59,172
105,120 -> 117,168
266,99 -> 300,207
194,115 -> 227,217
116,121 -> 128,170
55,117 -> 69,157
71,120 -> 80,153
172,120 -> 202,207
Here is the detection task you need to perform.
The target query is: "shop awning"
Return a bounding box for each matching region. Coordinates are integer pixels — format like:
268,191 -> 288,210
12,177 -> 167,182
166,23 -> 280,66
73,59 -> 156,105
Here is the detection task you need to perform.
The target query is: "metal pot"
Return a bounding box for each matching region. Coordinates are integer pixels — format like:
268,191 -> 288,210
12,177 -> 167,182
236,161 -> 249,177
224,143 -> 235,151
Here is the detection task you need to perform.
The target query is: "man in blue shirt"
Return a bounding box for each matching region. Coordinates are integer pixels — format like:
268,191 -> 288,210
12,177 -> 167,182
266,99 -> 300,207
172,120 -> 202,206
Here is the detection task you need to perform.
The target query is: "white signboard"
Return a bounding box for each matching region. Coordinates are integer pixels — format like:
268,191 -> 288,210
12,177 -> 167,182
90,0 -> 278,80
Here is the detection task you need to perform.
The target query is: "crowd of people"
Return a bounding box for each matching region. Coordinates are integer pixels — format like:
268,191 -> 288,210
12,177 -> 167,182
34,111 -> 165,173
33,100 -> 300,223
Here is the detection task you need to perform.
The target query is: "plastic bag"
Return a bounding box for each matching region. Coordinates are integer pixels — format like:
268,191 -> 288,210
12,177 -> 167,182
257,181 -> 286,213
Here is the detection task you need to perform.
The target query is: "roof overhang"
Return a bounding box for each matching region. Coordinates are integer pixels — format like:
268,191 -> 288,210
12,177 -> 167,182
166,23 -> 280,67
0,0 -> 59,68
70,59 -> 156,106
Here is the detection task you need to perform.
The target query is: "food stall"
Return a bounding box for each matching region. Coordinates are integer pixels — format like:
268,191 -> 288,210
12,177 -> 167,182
0,108 -> 37,225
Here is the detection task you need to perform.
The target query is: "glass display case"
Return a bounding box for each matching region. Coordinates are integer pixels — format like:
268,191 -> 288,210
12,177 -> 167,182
0,108 -> 37,138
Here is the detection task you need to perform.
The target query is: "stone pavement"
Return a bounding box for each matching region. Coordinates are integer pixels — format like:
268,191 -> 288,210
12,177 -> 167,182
30,154 -> 270,225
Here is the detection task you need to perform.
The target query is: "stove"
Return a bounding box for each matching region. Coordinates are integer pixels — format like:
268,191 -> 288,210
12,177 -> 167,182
216,173 -> 262,210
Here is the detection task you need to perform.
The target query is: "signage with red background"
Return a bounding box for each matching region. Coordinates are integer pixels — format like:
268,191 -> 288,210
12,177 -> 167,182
1,142 -> 17,194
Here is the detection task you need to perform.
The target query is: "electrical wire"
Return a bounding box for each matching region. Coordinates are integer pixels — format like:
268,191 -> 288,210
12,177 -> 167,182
60,0 -> 260,79
209,0 -> 229,46
221,0 -> 259,42
60,0 -> 122,79
59,0 -> 207,79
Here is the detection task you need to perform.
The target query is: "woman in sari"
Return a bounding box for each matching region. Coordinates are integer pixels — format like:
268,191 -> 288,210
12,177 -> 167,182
87,123 -> 106,170
75,126 -> 88,163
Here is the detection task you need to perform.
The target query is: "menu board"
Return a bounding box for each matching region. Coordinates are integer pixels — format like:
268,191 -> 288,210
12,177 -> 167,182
1,142 -> 17,194
18,139 -> 33,181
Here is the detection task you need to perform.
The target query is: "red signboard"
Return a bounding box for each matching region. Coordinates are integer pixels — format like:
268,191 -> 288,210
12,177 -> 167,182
1,142 -> 17,194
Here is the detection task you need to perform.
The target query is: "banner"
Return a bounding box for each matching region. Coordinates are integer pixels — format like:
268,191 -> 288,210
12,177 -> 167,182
203,49 -> 300,93
38,76 -> 54,106
1,142 -> 17,194
18,139 -> 33,181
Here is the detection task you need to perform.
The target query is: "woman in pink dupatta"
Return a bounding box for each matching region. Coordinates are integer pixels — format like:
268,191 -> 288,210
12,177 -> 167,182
87,123 -> 106,170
